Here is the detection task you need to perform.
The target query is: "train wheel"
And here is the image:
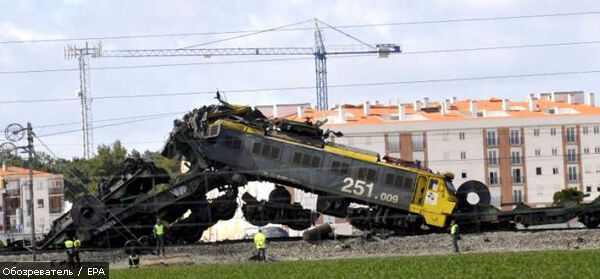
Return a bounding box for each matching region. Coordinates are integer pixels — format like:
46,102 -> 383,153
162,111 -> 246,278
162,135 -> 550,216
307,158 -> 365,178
579,214 -> 600,228
456,180 -> 491,211
269,185 -> 291,204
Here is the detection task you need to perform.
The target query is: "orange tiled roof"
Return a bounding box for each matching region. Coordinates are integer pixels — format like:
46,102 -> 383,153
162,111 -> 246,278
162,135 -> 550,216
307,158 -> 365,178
0,166 -> 61,179
284,95 -> 600,125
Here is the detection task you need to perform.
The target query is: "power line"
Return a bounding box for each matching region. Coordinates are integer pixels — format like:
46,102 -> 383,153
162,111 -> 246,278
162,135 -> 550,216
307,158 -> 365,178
1,11 -> 599,45
2,68 -> 600,105
37,112 -> 179,138
32,110 -> 186,129
2,39 -> 599,76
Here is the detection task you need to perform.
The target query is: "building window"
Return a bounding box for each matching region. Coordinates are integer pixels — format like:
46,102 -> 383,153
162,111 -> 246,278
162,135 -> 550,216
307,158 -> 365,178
584,147 -> 590,154
460,151 -> 466,160
412,133 -> 424,151
568,166 -> 578,182
459,132 -> 465,140
487,130 -> 498,146
49,196 -> 63,213
566,127 -> 577,143
550,128 -> 557,136
534,129 -> 540,136
583,126 -> 589,135
511,151 -> 521,165
386,134 -> 400,153
513,189 -> 523,203
37,199 -> 44,208
595,147 -> 600,154
512,168 -> 523,184
567,148 -> 578,163
587,186 -> 592,193
534,148 -> 541,156
594,126 -> 600,134
461,172 -> 467,179
553,167 -> 559,175
510,130 -> 521,145
552,148 -> 558,156
536,167 -> 542,175
489,171 -> 499,185
488,150 -> 498,166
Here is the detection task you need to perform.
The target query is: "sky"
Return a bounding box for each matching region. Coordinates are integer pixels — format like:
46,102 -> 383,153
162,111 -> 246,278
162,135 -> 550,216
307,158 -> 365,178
0,0 -> 599,159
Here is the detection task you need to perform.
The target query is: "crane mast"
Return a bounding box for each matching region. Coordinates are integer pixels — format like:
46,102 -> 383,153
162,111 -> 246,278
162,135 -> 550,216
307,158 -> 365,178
65,19 -> 401,158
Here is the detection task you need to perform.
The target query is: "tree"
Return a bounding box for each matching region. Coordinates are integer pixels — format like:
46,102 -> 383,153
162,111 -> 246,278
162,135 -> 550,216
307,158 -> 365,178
553,188 -> 584,206
141,150 -> 181,176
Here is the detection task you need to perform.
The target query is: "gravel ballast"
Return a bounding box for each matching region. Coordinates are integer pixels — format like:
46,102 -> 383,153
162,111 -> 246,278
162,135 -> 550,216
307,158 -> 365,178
2,229 -> 599,268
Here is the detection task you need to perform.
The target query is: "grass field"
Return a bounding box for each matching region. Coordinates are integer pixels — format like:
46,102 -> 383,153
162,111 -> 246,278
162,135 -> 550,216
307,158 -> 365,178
110,249 -> 600,279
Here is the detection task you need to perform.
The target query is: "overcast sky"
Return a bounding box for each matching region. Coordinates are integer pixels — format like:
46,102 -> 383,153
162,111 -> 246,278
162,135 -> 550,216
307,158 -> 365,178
0,0 -> 599,158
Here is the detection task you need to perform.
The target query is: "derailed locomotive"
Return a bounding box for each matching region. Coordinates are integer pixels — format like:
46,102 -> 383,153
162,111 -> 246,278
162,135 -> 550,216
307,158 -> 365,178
34,95 -> 600,249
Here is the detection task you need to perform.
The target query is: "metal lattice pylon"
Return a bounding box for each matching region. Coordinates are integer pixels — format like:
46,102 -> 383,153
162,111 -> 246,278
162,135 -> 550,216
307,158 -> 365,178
65,42 -> 101,159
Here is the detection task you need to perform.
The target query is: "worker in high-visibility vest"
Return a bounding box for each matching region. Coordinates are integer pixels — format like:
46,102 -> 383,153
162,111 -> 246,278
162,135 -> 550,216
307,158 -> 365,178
64,236 -> 75,269
154,218 -> 166,257
253,228 -> 267,261
73,236 -> 82,267
128,252 -> 140,268
450,220 -> 460,253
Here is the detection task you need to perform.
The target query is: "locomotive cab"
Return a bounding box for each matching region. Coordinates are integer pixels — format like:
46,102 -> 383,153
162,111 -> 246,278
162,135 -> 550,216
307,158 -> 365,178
410,173 -> 458,228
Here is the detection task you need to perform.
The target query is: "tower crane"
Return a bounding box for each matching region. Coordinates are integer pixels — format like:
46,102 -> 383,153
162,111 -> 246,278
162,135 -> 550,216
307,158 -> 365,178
65,19 -> 401,158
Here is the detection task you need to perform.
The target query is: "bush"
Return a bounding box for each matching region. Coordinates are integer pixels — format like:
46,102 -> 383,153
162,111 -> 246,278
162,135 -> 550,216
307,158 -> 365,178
553,188 -> 584,206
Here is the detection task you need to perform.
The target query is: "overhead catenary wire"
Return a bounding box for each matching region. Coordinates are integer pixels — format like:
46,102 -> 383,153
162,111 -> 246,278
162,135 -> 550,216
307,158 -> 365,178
2,68 -> 600,105
1,10 -> 599,45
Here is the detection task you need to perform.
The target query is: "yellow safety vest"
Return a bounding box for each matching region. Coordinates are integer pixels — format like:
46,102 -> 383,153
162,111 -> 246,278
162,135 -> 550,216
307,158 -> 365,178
450,224 -> 459,235
254,232 -> 266,249
74,240 -> 81,248
154,224 -> 165,236
65,240 -> 74,249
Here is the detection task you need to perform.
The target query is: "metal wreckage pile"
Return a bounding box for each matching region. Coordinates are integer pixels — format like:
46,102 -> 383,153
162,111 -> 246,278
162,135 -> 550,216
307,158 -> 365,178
33,96 -> 600,251
37,99 -> 318,250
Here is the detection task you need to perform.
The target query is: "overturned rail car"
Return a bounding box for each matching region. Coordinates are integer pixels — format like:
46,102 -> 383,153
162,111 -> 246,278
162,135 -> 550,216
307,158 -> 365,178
31,96 -> 600,249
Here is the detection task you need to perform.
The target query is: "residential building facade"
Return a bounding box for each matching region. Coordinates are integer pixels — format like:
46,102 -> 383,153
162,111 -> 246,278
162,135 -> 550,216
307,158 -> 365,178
0,165 -> 65,243
293,91 -> 599,209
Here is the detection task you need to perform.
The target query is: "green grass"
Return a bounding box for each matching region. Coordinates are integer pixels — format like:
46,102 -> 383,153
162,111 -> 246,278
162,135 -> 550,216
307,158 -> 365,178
110,249 -> 600,279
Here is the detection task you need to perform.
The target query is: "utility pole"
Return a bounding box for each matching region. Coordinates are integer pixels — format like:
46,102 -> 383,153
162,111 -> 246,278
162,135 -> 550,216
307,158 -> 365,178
2,123 -> 36,261
26,123 -> 36,261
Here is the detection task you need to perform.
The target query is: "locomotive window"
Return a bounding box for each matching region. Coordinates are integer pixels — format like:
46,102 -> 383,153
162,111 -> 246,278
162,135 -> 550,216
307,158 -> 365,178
311,156 -> 321,168
292,152 -> 302,164
331,161 -> 350,175
366,169 -> 377,182
404,176 -> 415,190
340,163 -> 350,175
302,154 -> 311,166
252,142 -> 262,155
261,144 -> 271,157
270,146 -> 280,159
331,161 -> 340,173
394,175 -> 404,187
358,168 -> 377,182
385,173 -> 395,185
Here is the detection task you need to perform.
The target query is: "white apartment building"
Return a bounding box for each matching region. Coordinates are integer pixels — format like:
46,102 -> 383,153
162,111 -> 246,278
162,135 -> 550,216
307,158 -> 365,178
293,91 -> 599,210
0,165 -> 65,243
